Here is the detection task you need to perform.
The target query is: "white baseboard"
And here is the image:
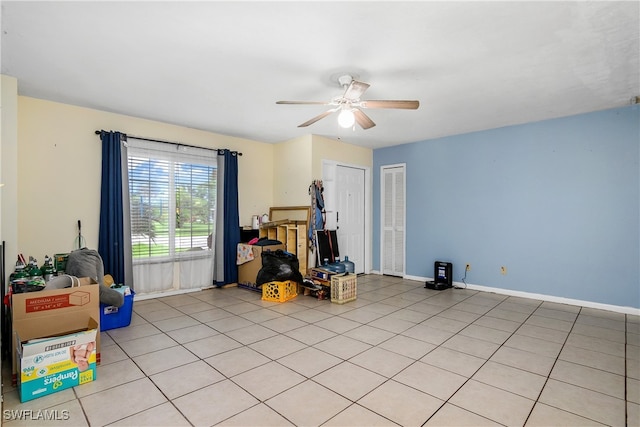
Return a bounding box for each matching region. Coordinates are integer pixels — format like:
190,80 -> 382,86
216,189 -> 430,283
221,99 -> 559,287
369,272 -> 640,316
404,274 -> 425,282
134,286 -> 208,301
460,282 -> 640,316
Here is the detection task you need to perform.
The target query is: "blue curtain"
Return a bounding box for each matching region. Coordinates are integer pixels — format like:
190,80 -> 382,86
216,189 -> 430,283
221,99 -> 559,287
98,131 -> 125,285
216,149 -> 241,286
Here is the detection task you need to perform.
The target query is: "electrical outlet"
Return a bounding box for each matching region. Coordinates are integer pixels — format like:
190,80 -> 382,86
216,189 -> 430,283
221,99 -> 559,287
500,266 -> 507,275
466,263 -> 471,272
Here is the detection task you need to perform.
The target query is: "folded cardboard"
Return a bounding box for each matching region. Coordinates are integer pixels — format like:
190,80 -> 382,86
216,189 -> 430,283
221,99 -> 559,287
17,318 -> 98,402
11,277 -> 101,384
238,243 -> 285,286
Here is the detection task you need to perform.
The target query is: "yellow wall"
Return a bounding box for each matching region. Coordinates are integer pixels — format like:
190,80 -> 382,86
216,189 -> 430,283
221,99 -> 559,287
311,134 -> 373,176
16,96 -> 274,259
1,75 -> 19,268
271,134 -> 373,210
272,135 -> 312,207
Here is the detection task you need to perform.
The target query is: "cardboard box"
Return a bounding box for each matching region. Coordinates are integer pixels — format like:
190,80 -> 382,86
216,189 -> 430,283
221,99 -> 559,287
17,318 -> 98,402
11,278 -> 101,384
237,243 -> 285,286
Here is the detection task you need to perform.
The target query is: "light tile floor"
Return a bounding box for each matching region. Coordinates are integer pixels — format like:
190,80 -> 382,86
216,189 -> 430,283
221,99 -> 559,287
2,274 -> 639,426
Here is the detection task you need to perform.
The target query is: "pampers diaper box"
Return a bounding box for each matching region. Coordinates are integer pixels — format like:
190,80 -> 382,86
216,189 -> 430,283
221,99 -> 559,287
11,277 -> 101,386
16,318 -> 98,402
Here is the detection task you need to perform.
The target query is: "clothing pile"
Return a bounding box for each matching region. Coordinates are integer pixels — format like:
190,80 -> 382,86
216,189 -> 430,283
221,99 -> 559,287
45,248 -> 124,307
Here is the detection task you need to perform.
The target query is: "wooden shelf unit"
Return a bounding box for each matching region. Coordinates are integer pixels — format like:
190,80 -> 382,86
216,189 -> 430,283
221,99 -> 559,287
259,220 -> 308,275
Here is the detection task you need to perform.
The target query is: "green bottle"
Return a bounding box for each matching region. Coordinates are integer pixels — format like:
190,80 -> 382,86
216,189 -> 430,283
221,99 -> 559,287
41,255 -> 55,282
10,261 -> 27,293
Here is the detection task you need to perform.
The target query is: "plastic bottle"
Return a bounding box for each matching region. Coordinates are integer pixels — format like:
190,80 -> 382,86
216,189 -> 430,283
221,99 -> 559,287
322,257 -> 344,273
41,255 -> 55,282
26,257 -> 41,280
331,259 -> 346,273
342,256 -> 355,274
10,261 -> 28,293
25,256 -> 45,289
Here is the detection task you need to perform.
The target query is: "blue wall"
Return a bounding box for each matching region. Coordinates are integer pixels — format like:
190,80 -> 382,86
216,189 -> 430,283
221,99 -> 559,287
373,105 -> 639,308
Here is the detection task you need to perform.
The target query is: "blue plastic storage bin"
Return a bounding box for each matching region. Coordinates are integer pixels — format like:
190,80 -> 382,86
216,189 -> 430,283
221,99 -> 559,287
100,290 -> 134,331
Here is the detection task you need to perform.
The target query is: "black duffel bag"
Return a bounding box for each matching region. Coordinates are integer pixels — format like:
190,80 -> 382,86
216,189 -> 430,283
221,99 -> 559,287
256,249 -> 304,286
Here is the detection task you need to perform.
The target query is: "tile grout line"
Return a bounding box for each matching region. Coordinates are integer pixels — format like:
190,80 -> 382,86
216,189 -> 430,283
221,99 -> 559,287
539,310 -> 630,425
160,309 -> 275,427
212,280 -> 404,426
518,307 -> 631,426
94,307 -> 226,426
518,304 -> 581,426
420,296 -> 544,426
625,313 -> 628,427
250,281 -> 474,425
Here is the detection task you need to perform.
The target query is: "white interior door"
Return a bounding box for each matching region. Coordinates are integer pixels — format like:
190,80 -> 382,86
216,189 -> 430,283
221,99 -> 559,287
335,165 -> 365,274
381,164 -> 405,277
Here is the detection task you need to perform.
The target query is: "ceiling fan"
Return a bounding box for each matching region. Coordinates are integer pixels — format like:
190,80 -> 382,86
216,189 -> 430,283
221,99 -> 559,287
276,74 -> 419,130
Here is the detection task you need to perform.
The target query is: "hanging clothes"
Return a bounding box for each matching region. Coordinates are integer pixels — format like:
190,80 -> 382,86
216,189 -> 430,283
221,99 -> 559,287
308,180 -> 326,252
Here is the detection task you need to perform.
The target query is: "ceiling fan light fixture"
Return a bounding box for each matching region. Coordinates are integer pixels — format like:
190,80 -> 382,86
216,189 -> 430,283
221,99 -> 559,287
338,108 -> 355,128
338,74 -> 353,88
277,75 -> 417,130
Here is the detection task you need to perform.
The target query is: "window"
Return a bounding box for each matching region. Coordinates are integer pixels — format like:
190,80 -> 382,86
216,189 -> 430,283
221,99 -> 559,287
127,141 -> 217,262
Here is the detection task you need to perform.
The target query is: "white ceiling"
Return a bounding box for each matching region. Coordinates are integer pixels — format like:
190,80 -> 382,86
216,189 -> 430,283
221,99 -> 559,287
2,1 -> 638,149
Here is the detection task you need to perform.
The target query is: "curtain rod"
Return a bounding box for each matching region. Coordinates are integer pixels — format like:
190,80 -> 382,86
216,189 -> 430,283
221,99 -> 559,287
94,130 -> 242,156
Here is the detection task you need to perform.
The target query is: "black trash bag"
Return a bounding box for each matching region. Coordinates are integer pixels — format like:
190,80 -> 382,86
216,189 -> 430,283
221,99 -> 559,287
256,249 -> 304,286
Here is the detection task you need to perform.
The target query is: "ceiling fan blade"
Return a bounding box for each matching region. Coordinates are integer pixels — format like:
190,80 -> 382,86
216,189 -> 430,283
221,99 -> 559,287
343,80 -> 370,100
360,100 -> 420,109
353,108 -> 376,129
277,100 -> 329,105
298,108 -> 338,127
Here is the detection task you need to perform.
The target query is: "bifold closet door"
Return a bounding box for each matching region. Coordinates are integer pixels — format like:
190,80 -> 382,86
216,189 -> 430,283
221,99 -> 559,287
381,164 -> 405,277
